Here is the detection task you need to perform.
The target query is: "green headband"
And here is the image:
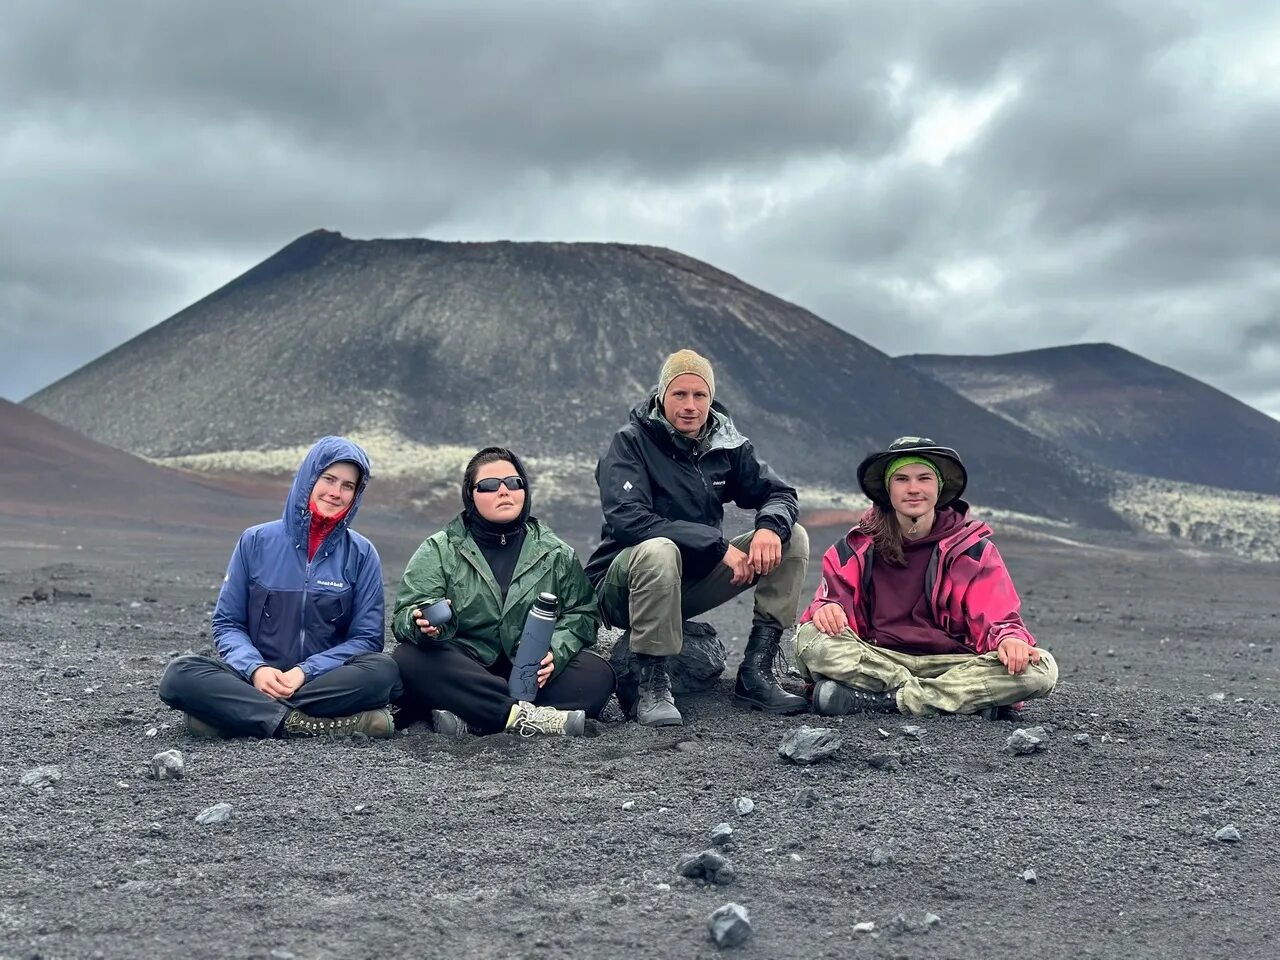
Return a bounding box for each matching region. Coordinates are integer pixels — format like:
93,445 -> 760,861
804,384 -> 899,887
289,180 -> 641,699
884,456 -> 943,491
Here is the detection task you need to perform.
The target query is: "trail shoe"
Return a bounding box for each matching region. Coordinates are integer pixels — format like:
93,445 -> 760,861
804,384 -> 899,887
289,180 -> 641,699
812,679 -> 901,716
184,713 -> 228,739
282,707 -> 395,739
634,653 -> 683,727
981,701 -> 1025,721
506,701 -> 586,738
733,625 -> 807,714
431,709 -> 472,737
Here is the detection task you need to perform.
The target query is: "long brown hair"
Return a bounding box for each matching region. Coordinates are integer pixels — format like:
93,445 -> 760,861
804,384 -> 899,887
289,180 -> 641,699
857,505 -> 907,566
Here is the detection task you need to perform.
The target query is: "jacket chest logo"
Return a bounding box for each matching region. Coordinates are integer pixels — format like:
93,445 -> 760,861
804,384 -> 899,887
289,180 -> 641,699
315,579 -> 345,589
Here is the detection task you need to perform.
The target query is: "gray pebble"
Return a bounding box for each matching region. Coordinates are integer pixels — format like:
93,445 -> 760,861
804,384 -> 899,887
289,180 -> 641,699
678,849 -> 736,885
867,752 -> 901,771
149,749 -> 185,781
1214,824 -> 1241,843
1072,733 -> 1092,747
1022,868 -> 1037,883
900,724 -> 926,740
734,797 -> 755,816
707,902 -> 752,948
19,765 -> 62,791
710,822 -> 735,847
924,912 -> 942,927
868,846 -> 894,867
777,726 -> 844,765
1006,727 -> 1050,755
795,786 -> 820,808
195,802 -> 232,825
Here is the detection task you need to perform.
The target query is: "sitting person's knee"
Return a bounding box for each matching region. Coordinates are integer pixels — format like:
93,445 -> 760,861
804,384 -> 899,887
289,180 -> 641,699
630,537 -> 682,580
784,523 -> 809,558
157,655 -> 205,705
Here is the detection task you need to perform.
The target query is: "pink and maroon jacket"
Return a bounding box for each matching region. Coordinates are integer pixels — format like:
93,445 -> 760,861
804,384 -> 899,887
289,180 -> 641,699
800,504 -> 1036,654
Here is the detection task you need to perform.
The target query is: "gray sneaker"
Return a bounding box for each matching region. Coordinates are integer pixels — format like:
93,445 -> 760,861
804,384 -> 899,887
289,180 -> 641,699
506,701 -> 586,737
431,709 -> 472,737
184,712 -> 228,739
282,707 -> 395,739
813,679 -> 901,716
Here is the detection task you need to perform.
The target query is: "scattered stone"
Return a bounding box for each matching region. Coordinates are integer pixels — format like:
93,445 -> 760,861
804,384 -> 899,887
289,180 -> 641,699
31,585 -> 50,602
1021,869 -> 1037,884
610,892 -> 626,905
710,822 -> 734,847
777,726 -> 844,765
1006,726 -> 1050,755
269,951 -> 297,960
195,802 -> 232,825
707,902 -> 752,948
853,921 -> 875,933
62,666 -> 84,678
867,752 -> 901,771
655,882 -> 671,892
611,621 -> 726,714
877,727 -> 891,739
353,804 -> 374,816
888,913 -> 912,935
678,849 -> 736,885
621,800 -> 635,811
1214,825 -> 1241,843
145,727 -> 159,738
924,912 -> 942,928
734,797 -> 755,816
148,749 -> 184,781
795,786 -> 819,809
19,765 -> 62,791
1072,733 -> 1092,747
868,846 -> 894,867
1208,692 -> 1226,702
788,853 -> 802,862
900,725 -> 926,740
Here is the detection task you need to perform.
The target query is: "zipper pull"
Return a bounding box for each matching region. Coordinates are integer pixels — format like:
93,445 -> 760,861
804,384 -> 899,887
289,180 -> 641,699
501,533 -> 507,546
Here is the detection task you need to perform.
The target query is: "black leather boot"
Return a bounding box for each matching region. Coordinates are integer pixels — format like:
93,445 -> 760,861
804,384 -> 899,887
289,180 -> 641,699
734,625 -> 807,714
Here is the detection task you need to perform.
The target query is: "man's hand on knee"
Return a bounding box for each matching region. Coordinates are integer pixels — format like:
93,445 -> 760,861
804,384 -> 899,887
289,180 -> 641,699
721,543 -> 755,586
997,636 -> 1040,675
812,602 -> 850,637
747,528 -> 782,576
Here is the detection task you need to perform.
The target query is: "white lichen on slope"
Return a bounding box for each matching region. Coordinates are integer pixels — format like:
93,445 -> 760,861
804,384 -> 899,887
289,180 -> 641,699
1110,473 -> 1280,562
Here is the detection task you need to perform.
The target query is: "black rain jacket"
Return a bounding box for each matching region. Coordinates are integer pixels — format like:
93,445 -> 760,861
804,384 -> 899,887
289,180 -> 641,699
585,395 -> 799,586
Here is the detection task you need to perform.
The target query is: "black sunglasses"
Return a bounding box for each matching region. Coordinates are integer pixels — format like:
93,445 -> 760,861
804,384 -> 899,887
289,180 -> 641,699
473,476 -> 525,493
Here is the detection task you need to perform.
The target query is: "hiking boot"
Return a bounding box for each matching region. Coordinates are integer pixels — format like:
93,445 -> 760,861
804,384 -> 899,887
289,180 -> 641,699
282,707 -> 395,739
733,625 -> 807,715
184,712 -> 228,739
506,701 -> 586,738
812,679 -> 901,716
980,701 -> 1025,721
431,709 -> 472,737
634,653 -> 683,727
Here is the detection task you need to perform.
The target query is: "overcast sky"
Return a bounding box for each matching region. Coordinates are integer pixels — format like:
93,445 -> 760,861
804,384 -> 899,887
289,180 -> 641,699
4,0 -> 1278,418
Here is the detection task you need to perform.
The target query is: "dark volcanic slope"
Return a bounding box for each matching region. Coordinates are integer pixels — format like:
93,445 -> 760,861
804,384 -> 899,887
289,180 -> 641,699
0,399 -> 274,528
27,231 -> 1117,526
902,344 -> 1280,495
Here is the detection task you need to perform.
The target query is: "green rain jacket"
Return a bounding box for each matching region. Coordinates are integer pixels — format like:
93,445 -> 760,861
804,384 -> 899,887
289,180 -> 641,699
391,514 -> 600,673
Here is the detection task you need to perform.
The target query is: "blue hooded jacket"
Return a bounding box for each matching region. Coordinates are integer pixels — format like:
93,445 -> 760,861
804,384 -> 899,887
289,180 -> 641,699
211,436 -> 385,681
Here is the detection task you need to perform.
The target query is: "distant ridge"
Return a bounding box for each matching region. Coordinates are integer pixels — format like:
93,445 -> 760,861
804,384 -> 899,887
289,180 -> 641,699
25,231 -> 1120,527
902,343 -> 1280,495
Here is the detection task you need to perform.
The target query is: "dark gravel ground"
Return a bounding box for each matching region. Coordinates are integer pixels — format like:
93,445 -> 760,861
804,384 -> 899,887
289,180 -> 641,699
1,521 -> 1277,960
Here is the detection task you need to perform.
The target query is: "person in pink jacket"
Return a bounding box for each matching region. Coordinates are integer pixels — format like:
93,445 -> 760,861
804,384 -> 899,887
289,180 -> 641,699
794,436 -> 1058,717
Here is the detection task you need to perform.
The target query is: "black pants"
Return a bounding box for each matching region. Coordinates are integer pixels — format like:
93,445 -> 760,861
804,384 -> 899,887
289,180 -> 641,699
159,653 -> 403,739
392,641 -> 615,735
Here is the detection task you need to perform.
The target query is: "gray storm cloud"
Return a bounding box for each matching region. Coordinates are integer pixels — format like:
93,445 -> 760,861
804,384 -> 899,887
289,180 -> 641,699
2,0 -> 1277,417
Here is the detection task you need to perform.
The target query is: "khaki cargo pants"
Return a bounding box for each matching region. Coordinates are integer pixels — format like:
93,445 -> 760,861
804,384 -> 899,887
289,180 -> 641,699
598,526 -> 809,657
794,622 -> 1059,717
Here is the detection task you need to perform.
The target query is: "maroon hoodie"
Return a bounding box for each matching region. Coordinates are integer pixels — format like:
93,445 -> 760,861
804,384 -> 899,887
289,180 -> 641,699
868,508 -> 969,655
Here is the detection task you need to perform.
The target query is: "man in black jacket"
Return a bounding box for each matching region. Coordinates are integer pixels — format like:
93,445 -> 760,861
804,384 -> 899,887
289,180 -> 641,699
586,349 -> 809,726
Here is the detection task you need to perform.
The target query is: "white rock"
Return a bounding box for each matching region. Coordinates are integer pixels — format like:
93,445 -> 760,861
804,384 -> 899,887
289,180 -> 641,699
195,802 -> 232,825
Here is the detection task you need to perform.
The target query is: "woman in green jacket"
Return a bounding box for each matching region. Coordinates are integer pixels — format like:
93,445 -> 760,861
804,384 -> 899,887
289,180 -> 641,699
391,447 -> 614,737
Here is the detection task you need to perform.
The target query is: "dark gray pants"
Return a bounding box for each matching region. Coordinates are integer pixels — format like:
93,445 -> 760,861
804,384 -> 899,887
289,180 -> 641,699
158,653 -> 403,739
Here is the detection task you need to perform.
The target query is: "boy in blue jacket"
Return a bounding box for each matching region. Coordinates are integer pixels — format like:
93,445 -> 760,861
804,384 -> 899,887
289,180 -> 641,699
159,436 -> 401,738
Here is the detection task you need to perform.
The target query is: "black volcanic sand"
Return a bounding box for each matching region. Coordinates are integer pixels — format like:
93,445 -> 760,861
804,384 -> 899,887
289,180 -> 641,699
1,524 -> 1277,960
